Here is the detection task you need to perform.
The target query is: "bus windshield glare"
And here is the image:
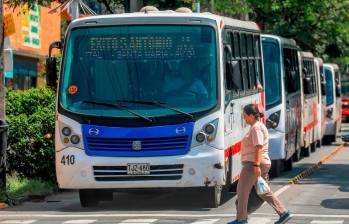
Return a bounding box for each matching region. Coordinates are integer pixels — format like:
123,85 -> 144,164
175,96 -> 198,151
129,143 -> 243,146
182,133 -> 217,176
262,41 -> 281,109
60,25 -> 217,118
325,68 -> 334,106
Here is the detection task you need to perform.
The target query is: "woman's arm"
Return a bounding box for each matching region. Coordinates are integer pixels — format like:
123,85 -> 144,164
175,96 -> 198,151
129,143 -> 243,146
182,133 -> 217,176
255,145 -> 263,165
254,145 -> 263,177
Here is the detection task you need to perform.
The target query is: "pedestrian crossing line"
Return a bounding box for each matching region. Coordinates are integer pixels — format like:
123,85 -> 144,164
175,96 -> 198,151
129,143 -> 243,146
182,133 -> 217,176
0,221 -> 37,224
118,219 -> 158,224
248,218 -> 272,224
63,220 -> 97,224
310,221 -> 344,224
188,219 -> 219,224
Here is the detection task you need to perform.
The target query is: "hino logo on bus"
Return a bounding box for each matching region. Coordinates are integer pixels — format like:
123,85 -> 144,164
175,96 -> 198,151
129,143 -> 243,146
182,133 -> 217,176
176,127 -> 186,135
88,128 -> 100,136
132,141 -> 142,150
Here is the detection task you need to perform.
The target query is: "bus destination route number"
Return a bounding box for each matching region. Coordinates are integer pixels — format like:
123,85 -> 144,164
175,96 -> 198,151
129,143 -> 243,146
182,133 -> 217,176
61,155 -> 75,166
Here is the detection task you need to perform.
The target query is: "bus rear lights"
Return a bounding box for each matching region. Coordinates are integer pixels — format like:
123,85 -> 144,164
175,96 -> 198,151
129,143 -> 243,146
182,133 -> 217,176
196,132 -> 206,143
70,135 -> 80,144
266,111 -> 281,129
62,127 -> 72,136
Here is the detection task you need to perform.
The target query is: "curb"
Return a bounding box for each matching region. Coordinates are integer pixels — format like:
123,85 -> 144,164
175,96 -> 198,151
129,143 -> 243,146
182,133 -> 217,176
288,143 -> 346,184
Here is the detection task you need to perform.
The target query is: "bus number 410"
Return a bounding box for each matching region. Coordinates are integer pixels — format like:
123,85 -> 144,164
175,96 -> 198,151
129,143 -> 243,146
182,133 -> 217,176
61,155 -> 75,165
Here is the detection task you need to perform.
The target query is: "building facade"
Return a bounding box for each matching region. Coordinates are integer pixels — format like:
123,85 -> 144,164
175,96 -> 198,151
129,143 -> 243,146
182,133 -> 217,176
4,3 -> 61,90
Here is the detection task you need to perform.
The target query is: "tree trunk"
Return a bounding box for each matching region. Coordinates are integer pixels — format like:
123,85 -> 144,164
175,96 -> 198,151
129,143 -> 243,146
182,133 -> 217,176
0,0 -> 6,192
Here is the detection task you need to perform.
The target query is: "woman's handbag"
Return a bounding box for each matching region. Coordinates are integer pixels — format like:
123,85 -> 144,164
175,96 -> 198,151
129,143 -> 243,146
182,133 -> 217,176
255,176 -> 271,195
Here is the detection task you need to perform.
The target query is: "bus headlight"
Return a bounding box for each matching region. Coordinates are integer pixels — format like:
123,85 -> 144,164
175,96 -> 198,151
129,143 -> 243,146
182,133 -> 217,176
266,111 -> 281,129
62,127 -> 72,136
70,135 -> 80,144
192,119 -> 219,147
196,132 -> 206,143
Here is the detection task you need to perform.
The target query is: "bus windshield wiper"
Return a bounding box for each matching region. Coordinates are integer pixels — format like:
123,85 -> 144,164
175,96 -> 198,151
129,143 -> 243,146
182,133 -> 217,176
81,100 -> 153,122
116,99 -> 194,119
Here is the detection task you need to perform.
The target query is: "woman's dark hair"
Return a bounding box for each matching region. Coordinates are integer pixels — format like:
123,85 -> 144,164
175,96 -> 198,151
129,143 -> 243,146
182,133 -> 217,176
243,104 -> 264,118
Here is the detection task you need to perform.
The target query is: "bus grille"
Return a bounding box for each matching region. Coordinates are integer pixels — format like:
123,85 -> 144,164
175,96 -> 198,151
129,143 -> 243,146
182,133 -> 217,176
93,164 -> 184,181
86,136 -> 189,156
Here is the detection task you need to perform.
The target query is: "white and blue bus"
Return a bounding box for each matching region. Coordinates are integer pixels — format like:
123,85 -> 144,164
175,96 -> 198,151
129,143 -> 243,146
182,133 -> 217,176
46,8 -> 265,208
262,35 -> 302,177
299,52 -> 319,156
314,58 -> 326,147
323,63 -> 341,144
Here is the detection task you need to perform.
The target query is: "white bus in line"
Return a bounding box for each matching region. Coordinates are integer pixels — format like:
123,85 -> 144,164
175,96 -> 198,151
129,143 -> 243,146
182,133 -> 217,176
314,58 -> 327,147
46,8 -> 265,208
323,63 -> 341,144
299,52 -> 319,157
261,35 -> 302,177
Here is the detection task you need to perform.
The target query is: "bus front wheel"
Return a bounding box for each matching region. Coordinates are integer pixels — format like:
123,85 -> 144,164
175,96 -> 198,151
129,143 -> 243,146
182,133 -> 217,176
79,189 -> 99,207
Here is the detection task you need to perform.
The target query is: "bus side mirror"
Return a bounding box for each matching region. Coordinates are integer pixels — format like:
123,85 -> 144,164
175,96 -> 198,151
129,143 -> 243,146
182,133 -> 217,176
303,77 -> 312,94
46,57 -> 57,88
303,67 -> 308,75
46,41 -> 62,89
321,82 -> 326,95
336,84 -> 341,97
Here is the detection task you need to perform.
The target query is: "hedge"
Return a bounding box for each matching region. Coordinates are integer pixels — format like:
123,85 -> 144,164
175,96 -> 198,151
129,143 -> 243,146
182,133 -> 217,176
6,88 -> 56,182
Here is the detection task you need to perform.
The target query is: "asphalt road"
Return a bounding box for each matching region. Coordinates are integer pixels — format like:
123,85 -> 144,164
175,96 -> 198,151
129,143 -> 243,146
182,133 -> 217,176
1,125 -> 349,224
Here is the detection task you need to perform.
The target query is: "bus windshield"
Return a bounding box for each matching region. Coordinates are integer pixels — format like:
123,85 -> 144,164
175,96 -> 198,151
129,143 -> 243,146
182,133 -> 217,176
262,41 -> 281,109
325,68 -> 334,106
60,25 -> 217,118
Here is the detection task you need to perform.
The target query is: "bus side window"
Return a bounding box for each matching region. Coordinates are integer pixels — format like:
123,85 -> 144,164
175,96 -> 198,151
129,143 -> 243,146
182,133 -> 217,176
254,35 -> 263,87
239,33 -> 249,90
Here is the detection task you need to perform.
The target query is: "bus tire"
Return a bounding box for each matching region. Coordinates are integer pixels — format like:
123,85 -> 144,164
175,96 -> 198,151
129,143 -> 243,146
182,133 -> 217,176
284,157 -> 293,171
316,140 -> 322,148
207,185 -> 222,208
301,146 -> 310,157
310,142 -> 316,152
322,136 -> 331,145
293,148 -> 301,162
270,160 -> 282,178
79,189 -> 99,207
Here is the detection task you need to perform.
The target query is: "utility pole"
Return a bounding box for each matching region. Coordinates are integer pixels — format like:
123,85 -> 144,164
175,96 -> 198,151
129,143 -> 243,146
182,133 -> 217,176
0,0 -> 6,193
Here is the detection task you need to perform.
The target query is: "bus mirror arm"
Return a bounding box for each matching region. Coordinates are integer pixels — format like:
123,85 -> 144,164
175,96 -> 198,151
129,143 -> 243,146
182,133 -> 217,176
46,41 -> 62,89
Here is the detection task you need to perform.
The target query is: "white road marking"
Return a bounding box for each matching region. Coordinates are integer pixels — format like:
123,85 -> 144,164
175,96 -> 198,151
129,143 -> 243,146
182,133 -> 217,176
118,219 -> 157,224
274,185 -> 291,196
63,220 -> 97,224
310,221 -> 344,224
248,218 -> 271,224
1,213 -> 349,219
0,221 -> 36,224
189,219 -> 219,224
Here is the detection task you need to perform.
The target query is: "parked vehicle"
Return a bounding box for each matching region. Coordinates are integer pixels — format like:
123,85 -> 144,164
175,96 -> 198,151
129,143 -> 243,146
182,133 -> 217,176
299,52 -> 319,156
46,8 -> 265,208
314,57 -> 326,147
341,66 -> 349,122
262,35 -> 302,177
323,63 -> 342,144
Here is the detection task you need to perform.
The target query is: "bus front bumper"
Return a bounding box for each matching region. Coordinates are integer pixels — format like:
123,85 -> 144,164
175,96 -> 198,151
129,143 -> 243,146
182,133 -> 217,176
56,146 -> 225,189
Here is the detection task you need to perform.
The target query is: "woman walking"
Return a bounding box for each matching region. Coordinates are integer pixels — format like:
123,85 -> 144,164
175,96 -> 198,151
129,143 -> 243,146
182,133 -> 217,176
228,104 -> 292,224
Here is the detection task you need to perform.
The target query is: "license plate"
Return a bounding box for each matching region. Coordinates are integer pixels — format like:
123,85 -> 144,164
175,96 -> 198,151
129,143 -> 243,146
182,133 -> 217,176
127,163 -> 150,175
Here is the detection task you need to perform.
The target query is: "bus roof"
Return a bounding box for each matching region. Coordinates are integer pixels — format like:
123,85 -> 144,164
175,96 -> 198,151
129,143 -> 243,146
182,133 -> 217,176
69,11 -> 260,31
324,63 -> 339,71
261,34 -> 298,49
300,51 -> 314,59
315,57 -> 324,66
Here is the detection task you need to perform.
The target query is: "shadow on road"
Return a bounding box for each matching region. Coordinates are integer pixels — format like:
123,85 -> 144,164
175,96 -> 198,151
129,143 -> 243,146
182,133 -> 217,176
321,198 -> 349,210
